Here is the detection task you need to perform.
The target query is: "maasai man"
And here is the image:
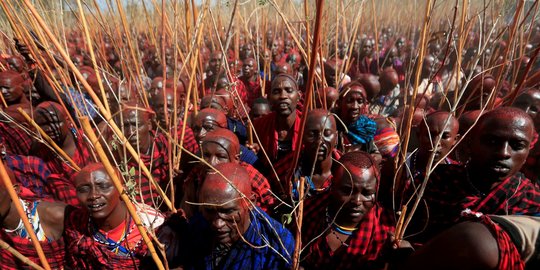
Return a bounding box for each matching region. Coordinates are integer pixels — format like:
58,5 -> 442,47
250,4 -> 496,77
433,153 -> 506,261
336,81 -> 380,157
0,164 -> 66,269
408,107 -> 540,243
31,101 -> 92,179
409,111 -> 460,179
512,88 -> 540,183
272,109 -> 339,202
302,151 -> 395,269
64,163 -> 166,269
0,71 -> 34,155
192,108 -> 257,165
182,129 -> 274,217
151,86 -> 199,154
113,102 -> 169,207
185,162 -> 294,269
252,73 -> 302,171
239,57 -> 263,107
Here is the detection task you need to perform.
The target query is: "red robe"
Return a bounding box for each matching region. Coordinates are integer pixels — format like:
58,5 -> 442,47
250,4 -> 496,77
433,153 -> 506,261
63,206 -> 153,269
302,192 -> 395,270
252,111 -> 302,165
409,164 -> 540,242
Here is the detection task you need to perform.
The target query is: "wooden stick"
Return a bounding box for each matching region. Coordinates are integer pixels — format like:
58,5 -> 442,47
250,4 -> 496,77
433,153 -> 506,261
0,238 -> 45,270
290,1 -> 325,268
292,177 -> 306,270
75,0 -> 110,115
80,117 -> 166,270
0,159 -> 51,270
17,108 -> 81,172
394,0 -> 434,241
21,0 -> 175,211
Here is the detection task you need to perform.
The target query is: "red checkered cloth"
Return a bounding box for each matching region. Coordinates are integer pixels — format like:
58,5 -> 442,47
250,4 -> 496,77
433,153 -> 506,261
4,155 -> 51,200
239,76 -> 263,107
63,206 -> 151,269
302,192 -> 395,269
127,132 -> 170,207
38,129 -> 93,179
0,122 -> 33,155
252,111 -> 302,167
0,230 -> 66,270
241,162 -> 275,213
175,121 -> 199,154
410,164 -> 540,242
44,173 -> 79,206
461,213 -> 525,270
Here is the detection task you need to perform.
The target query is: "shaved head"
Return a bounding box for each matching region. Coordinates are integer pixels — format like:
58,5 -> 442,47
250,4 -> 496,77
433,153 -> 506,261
201,162 -> 251,198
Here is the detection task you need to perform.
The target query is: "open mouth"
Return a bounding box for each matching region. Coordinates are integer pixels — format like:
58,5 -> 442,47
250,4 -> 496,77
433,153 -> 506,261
88,203 -> 106,212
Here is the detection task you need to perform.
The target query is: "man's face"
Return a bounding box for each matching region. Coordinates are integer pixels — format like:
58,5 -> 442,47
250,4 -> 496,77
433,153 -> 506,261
34,106 -> 68,144
470,115 -> 533,181
271,40 -> 282,56
119,109 -> 152,153
75,168 -> 121,222
208,52 -> 223,74
242,59 -> 255,77
304,113 -> 337,162
331,164 -> 377,225
269,77 -> 299,116
362,40 -> 374,57
0,75 -> 24,104
201,140 -> 236,171
418,115 -> 459,162
512,90 -> 540,131
199,184 -> 250,247
152,90 -> 185,125
339,87 -> 368,124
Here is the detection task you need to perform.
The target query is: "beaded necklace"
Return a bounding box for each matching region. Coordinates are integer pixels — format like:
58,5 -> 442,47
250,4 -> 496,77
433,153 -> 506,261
89,215 -> 140,256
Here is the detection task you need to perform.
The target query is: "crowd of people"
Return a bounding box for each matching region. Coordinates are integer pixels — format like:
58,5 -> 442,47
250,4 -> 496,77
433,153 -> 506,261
0,6 -> 539,269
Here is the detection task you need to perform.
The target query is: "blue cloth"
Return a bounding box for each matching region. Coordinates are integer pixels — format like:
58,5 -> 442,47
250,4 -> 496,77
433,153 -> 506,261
227,117 -> 248,144
187,208 -> 295,270
347,115 -> 377,145
240,145 -> 258,165
62,86 -> 100,122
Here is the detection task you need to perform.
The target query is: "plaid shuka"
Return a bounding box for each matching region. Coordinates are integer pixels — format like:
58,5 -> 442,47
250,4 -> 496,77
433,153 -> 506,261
186,207 -> 295,270
175,121 -> 200,155
45,173 -> 79,206
302,192 -> 395,270
127,131 -> 170,207
0,122 -> 33,155
4,154 -> 51,199
0,230 -> 66,270
461,213 -> 525,270
241,162 -> 275,213
63,206 -> 152,270
37,128 -> 92,179
412,164 -> 540,242
239,76 -> 262,107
